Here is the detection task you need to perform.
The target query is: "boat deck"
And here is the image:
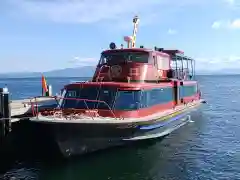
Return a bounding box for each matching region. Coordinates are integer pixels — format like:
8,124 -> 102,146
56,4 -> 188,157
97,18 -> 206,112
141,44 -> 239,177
29,99 -> 205,124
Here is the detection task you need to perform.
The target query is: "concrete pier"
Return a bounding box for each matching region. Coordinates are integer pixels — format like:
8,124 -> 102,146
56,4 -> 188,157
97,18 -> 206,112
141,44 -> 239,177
10,97 -> 55,118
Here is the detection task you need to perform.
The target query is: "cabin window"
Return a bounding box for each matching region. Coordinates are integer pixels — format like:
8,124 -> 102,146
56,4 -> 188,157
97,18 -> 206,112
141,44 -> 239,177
156,56 -> 170,70
180,85 -> 197,97
114,90 -> 141,110
147,87 -> 173,106
62,87 -> 99,109
62,87 -> 117,110
138,87 -> 174,108
153,56 -> 157,66
97,88 -> 116,109
63,89 -> 80,108
66,90 -> 76,97
61,86 -> 176,111
99,51 -> 149,65
76,87 -> 100,109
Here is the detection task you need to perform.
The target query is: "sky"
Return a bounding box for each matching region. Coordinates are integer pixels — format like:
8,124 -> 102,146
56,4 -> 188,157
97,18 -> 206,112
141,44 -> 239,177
0,0 -> 240,73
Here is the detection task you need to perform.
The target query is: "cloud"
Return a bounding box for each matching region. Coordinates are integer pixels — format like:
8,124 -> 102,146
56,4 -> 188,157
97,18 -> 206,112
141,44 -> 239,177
211,21 -> 223,29
211,19 -> 240,29
69,56 -> 98,66
225,0 -> 235,5
196,55 -> 240,70
230,19 -> 240,28
223,0 -> 240,9
6,0 -> 164,24
167,28 -> 177,35
5,0 -> 219,24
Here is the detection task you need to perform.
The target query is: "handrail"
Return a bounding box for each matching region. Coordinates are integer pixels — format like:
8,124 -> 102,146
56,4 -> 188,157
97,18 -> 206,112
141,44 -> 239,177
30,96 -> 60,116
29,96 -> 117,119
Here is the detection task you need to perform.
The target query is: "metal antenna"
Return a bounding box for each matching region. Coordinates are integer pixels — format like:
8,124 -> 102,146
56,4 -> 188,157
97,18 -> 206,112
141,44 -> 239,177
131,15 -> 140,48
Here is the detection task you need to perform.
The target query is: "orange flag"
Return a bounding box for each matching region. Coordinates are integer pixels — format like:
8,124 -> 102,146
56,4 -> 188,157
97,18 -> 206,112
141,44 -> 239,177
41,75 -> 48,95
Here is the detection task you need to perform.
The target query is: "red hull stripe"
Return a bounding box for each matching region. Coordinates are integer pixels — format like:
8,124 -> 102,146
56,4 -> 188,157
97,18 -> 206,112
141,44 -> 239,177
98,101 -> 175,118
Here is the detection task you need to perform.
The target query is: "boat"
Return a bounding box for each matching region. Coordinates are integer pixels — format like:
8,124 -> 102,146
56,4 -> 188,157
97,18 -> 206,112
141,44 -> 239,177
28,16 -> 205,158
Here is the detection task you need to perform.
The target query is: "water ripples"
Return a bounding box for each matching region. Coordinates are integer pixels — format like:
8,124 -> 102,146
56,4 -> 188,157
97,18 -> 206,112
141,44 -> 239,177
0,76 -> 240,179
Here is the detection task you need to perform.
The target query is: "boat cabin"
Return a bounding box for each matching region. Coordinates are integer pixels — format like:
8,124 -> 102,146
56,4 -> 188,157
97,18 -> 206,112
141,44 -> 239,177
57,79 -> 200,118
91,44 -> 195,83
59,82 -> 174,118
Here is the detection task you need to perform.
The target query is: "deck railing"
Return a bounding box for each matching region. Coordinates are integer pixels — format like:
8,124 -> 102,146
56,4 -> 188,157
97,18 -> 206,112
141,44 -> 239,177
30,96 -> 117,120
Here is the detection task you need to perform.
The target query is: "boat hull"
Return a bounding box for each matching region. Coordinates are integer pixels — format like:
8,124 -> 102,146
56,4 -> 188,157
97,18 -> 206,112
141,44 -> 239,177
28,101 -> 203,158
56,113 -> 190,157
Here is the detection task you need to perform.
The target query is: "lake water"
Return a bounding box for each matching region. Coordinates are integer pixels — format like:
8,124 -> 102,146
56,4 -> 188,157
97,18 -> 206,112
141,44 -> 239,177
0,75 -> 240,180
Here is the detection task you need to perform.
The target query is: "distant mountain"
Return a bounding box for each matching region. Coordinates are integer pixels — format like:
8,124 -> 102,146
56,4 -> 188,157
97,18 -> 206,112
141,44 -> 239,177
43,66 -> 96,77
0,66 -> 96,78
0,66 -> 239,78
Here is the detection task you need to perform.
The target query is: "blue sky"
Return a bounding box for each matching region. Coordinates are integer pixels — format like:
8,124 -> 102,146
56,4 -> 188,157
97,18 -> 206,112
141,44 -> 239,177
0,0 -> 240,73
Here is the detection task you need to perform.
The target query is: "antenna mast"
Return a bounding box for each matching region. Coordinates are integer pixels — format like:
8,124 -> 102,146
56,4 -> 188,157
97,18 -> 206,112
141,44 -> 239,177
123,15 -> 140,48
132,15 -> 140,48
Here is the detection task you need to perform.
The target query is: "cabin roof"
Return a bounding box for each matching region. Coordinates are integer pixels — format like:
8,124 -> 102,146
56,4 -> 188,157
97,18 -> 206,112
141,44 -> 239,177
172,53 -> 194,61
161,49 -> 184,55
102,48 -> 152,54
102,48 -> 170,57
101,48 -> 194,61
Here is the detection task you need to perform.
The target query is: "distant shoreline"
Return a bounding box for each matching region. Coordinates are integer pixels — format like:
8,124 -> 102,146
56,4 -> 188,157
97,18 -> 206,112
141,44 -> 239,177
0,76 -> 92,79
0,74 -> 239,79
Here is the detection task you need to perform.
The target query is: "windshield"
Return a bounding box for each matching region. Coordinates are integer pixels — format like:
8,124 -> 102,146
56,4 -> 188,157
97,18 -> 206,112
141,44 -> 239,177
61,86 -> 115,109
99,51 -> 149,65
61,87 -> 141,111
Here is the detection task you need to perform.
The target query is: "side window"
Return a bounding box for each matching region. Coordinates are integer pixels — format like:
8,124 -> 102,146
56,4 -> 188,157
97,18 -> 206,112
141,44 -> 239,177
156,56 -> 161,69
183,85 -> 197,97
98,54 -> 107,66
148,89 -> 160,106
160,88 -> 173,103
98,88 -> 116,109
63,89 -> 79,108
66,90 -> 77,98
153,56 -> 157,67
144,87 -> 174,107
157,56 -> 170,70
114,91 -> 140,110
179,86 -> 184,98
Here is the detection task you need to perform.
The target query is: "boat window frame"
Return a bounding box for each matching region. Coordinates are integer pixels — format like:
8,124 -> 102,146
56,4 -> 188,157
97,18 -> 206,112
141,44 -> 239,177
61,86 -> 117,110
113,89 -> 141,111
142,87 -> 174,107
180,84 -> 197,98
98,51 -> 151,66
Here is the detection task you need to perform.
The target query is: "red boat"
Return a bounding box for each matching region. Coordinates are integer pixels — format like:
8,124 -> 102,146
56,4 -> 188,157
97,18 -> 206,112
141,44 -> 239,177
29,16 -> 205,157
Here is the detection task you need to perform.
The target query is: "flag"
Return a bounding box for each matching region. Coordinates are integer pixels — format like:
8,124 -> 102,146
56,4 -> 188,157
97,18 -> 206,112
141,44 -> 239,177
41,75 -> 48,95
